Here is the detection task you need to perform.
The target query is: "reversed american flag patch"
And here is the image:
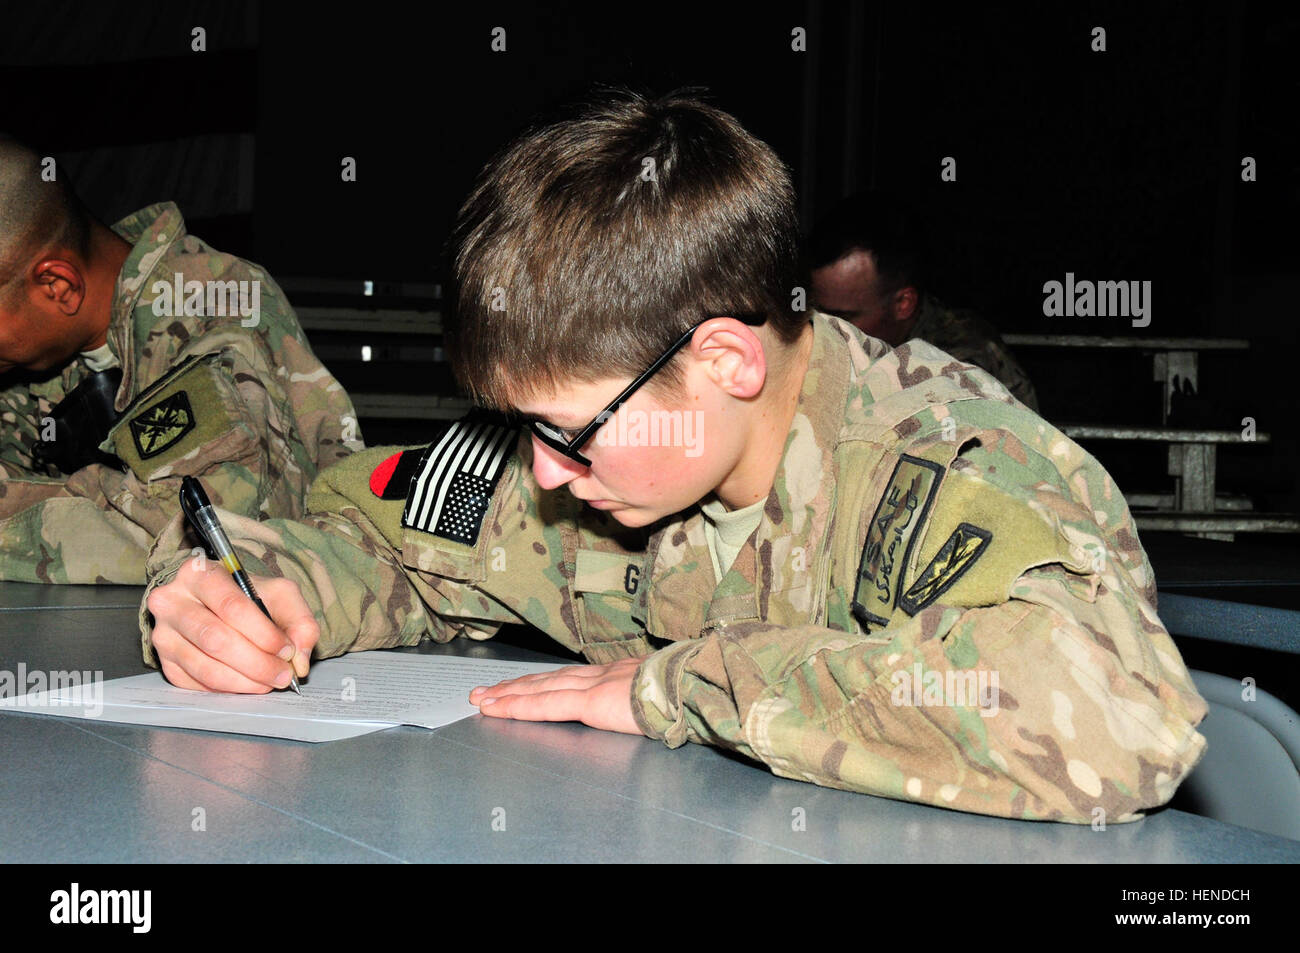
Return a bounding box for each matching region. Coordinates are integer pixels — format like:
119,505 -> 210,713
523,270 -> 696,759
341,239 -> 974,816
401,415 -> 518,545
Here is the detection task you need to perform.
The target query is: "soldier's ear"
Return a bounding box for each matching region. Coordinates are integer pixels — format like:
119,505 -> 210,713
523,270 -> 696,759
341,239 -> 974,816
32,257 -> 86,317
891,287 -> 919,323
689,317 -> 766,400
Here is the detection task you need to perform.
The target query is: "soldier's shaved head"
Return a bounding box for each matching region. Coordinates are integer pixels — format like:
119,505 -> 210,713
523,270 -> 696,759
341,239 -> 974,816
0,138 -> 127,374
0,138 -> 91,306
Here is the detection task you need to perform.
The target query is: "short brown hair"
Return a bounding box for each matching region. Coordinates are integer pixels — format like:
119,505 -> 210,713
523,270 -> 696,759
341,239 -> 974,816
447,89 -> 804,409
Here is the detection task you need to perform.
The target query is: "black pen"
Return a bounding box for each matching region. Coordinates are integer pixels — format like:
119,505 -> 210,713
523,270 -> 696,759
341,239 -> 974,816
179,476 -> 303,695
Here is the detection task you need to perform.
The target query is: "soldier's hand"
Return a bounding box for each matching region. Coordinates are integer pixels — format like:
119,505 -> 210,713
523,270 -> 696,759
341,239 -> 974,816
146,557 -> 318,693
468,657 -> 642,734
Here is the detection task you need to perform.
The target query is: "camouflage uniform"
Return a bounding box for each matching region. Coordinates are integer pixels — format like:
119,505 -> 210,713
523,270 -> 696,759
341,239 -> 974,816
139,312 -> 1206,824
0,202 -> 360,583
910,295 -> 1040,412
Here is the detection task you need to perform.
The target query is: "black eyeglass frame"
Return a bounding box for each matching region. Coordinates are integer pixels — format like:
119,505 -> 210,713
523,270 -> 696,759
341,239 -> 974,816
528,313 -> 765,466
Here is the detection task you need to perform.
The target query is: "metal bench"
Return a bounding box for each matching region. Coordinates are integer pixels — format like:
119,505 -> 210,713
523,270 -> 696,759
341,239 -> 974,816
1006,335 -> 1288,540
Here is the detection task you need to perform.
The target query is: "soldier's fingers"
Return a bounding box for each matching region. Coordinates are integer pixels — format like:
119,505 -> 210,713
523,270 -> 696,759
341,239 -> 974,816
158,654 -> 215,693
477,688 -> 586,723
188,563 -> 298,661
469,657 -> 642,701
155,624 -> 280,694
152,575 -> 297,690
468,668 -> 595,703
504,664 -> 597,685
468,664 -> 593,698
183,604 -> 297,689
254,576 -> 319,676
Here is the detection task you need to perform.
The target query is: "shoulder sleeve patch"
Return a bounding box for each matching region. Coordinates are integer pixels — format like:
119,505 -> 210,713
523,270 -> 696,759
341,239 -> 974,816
370,448 -> 424,500
130,390 -> 195,459
401,413 -> 518,546
897,522 -> 992,615
107,353 -> 252,480
851,454 -> 943,631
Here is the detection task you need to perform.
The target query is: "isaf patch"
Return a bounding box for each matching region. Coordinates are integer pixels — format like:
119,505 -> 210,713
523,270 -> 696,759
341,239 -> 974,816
129,391 -> 196,460
852,455 -> 943,630
898,522 -> 992,615
402,415 -> 517,545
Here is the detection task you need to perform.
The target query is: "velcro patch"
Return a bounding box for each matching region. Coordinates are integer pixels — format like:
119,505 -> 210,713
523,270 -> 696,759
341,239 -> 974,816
401,414 -> 517,546
370,448 -> 424,500
898,522 -> 991,615
108,353 -> 249,480
852,454 -> 943,630
574,549 -> 642,597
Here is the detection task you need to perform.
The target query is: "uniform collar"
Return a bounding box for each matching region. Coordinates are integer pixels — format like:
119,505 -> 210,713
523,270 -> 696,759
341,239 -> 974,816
907,292 -> 942,339
106,202 -> 188,407
637,312 -> 856,636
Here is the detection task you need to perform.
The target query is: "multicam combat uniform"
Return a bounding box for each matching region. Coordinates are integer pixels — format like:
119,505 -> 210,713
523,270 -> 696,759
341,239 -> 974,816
0,203 -> 360,583
910,295 -> 1040,412
139,312 -> 1206,823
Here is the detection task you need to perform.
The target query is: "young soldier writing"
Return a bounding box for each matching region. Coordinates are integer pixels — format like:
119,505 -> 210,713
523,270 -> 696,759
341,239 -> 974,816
142,91 -> 1207,823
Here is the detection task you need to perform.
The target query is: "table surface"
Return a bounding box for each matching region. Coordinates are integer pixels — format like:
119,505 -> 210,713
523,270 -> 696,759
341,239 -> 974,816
1,581 -> 1296,863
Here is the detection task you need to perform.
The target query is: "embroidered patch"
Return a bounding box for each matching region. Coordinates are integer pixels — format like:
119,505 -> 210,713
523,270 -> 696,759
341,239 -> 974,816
128,391 -> 196,460
370,448 -> 425,500
852,455 -> 943,630
401,415 -> 517,545
898,522 -> 992,615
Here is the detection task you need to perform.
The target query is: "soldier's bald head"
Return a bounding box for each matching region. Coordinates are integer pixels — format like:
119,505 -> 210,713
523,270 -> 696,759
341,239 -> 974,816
0,138 -> 91,306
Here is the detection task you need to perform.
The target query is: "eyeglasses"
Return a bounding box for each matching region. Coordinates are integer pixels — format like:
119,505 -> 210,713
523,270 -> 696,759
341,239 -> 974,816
528,313 -> 765,466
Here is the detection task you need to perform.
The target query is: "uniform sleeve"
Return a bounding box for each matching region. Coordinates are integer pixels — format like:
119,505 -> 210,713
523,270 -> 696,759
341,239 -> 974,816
631,564 -> 1208,825
0,384 -> 44,472
139,508 -> 483,668
0,376 -> 158,582
925,310 -> 1040,413
974,338 -> 1040,413
136,443 -> 533,666
0,338 -> 328,584
136,437 -> 654,669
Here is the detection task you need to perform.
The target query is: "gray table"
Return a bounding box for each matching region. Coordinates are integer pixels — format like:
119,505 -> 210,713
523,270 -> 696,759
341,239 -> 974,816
1,582 -> 1295,863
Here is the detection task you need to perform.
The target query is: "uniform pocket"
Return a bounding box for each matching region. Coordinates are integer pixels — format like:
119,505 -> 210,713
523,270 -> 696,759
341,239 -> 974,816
573,549 -> 652,661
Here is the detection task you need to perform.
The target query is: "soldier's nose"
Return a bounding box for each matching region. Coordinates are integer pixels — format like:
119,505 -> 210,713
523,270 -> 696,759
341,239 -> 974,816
530,434 -> 586,490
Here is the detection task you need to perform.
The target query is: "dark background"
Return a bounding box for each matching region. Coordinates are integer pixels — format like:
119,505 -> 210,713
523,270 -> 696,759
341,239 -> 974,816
5,4 -> 1293,322
2,1 -> 1297,571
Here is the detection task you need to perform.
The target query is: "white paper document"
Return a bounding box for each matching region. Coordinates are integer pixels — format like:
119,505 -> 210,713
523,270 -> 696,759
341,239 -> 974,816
0,651 -> 564,742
